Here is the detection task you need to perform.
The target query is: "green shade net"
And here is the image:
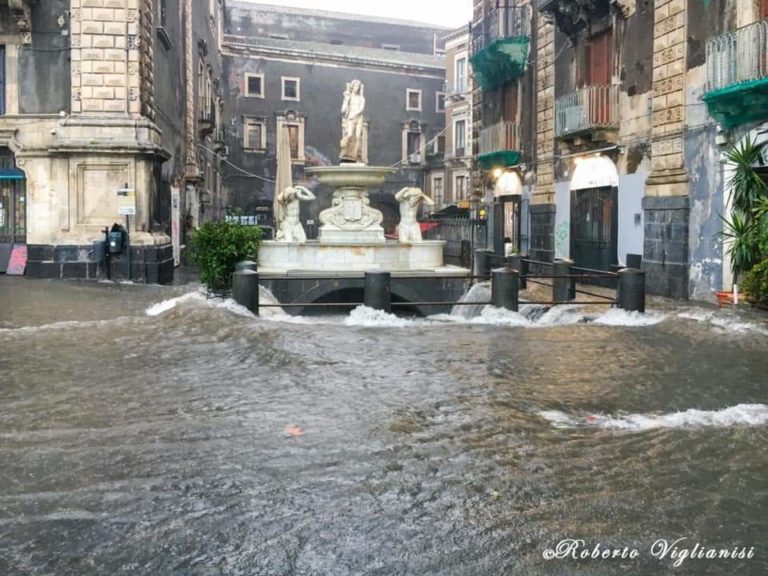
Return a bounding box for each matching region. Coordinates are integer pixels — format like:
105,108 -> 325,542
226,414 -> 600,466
478,150 -> 521,170
703,77 -> 768,129
470,37 -> 530,91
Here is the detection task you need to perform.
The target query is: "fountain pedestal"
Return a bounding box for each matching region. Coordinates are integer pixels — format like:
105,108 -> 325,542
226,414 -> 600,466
306,165 -> 396,245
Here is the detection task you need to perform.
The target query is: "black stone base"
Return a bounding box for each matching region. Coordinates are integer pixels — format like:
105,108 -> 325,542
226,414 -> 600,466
642,196 -> 689,299
25,244 -> 175,284
529,203 -> 556,264
261,274 -> 470,317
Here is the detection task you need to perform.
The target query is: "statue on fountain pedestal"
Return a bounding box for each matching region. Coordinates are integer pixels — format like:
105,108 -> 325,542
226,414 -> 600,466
340,80 -> 365,164
396,187 -> 434,244
275,186 -> 315,243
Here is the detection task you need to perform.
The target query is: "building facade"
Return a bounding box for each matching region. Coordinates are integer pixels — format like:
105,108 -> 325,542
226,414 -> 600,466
429,25 -> 473,212
221,2 -> 447,234
0,0 -> 224,282
528,0 -> 768,300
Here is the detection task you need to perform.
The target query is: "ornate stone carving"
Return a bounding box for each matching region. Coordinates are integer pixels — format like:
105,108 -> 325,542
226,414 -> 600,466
612,0 -> 635,18
319,190 -> 383,231
9,0 -> 32,44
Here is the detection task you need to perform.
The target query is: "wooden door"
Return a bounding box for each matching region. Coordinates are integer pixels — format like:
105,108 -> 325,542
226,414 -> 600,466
589,30 -> 612,86
502,82 -> 518,124
761,0 -> 768,19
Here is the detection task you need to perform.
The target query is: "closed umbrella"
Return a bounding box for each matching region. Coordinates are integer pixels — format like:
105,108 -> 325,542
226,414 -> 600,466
274,125 -> 293,229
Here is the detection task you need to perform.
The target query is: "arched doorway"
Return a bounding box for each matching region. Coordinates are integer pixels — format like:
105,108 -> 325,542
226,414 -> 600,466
569,154 -> 619,271
0,147 -> 26,245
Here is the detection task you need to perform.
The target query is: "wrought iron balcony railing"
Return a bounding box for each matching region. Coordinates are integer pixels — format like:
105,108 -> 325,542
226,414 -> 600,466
479,121 -> 520,155
555,85 -> 618,137
471,4 -> 532,56
706,19 -> 768,93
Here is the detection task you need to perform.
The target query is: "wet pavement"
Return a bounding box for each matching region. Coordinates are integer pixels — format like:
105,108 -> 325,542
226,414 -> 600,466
0,276 -> 767,575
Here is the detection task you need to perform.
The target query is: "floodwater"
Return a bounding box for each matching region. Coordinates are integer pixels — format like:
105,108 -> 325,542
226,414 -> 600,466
0,276 -> 767,575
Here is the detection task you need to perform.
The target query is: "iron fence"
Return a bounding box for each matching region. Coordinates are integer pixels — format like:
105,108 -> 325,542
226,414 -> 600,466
555,85 -> 619,137
706,19 -> 768,92
479,121 -> 520,154
423,217 -> 488,267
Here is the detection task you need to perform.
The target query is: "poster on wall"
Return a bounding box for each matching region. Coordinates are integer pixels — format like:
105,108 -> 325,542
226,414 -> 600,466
171,186 -> 181,267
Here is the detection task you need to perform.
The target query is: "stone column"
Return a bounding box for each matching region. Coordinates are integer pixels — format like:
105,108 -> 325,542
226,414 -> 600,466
532,16 -> 556,262
643,0 -> 690,299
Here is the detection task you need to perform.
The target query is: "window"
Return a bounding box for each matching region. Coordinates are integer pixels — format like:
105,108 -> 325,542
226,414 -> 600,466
432,176 -> 443,208
277,114 -> 305,163
406,89 -> 422,111
244,118 -> 266,151
407,132 -> 422,157
282,77 -> 300,101
455,56 -> 467,92
158,0 -> 167,28
455,174 -> 468,200
245,73 -> 264,98
436,92 -> 446,113
454,119 -> 466,157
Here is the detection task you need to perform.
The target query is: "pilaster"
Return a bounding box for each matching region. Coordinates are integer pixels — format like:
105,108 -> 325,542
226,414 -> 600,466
534,17 -> 555,206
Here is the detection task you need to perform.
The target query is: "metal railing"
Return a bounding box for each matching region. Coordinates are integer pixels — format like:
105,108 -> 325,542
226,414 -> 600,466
536,0 -> 557,11
471,4 -> 532,55
706,19 -> 768,93
479,121 -> 520,154
555,84 -> 619,137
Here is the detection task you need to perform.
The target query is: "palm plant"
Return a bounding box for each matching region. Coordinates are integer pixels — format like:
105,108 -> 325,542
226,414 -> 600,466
718,136 -> 768,280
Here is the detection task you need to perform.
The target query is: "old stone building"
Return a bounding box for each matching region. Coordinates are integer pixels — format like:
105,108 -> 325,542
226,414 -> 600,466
469,0 -> 537,255
0,0 -> 224,282
526,0 -> 768,300
220,2 -> 447,234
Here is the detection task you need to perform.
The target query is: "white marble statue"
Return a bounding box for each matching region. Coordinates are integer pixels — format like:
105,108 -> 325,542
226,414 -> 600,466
340,80 -> 365,163
396,187 -> 434,244
275,185 -> 315,243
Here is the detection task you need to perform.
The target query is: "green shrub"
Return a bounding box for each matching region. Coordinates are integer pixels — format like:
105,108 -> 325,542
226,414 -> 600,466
741,258 -> 768,305
189,221 -> 262,292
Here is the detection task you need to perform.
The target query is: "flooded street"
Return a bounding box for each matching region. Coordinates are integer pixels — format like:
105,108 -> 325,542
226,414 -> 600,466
1,277 -> 767,575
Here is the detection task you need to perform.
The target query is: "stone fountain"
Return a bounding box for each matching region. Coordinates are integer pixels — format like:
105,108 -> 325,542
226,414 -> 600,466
257,80 -> 457,274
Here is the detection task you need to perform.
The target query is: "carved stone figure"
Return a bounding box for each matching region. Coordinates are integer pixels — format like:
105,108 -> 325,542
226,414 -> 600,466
275,185 -> 315,243
395,187 -> 434,244
340,80 -> 365,163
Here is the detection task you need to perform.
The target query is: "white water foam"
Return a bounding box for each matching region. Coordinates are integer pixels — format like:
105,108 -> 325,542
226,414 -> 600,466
676,309 -> 768,336
591,308 -> 667,326
451,282 -> 491,319
539,404 -> 768,431
344,306 -> 411,328
145,292 -> 207,316
0,317 -> 138,335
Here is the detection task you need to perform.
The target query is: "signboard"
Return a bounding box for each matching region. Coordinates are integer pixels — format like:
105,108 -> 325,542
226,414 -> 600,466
6,244 -> 27,275
117,187 -> 136,216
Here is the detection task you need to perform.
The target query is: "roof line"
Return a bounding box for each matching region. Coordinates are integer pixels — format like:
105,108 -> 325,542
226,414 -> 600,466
227,1 -> 451,31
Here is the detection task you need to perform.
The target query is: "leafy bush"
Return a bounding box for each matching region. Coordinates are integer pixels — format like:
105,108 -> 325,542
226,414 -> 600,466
189,221 -> 262,292
741,258 -> 768,306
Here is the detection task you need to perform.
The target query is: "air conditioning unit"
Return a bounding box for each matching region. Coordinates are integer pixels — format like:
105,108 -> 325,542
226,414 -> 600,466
408,153 -> 421,164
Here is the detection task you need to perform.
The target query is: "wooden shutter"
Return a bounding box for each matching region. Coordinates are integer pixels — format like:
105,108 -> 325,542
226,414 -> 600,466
502,82 -> 518,123
760,0 -> 768,19
589,30 -> 612,86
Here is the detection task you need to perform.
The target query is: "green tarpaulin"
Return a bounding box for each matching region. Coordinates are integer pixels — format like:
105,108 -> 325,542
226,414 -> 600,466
470,37 -> 530,91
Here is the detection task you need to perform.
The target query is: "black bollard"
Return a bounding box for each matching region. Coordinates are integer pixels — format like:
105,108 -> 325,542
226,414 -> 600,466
473,249 -> 493,279
617,268 -> 646,313
491,267 -> 520,312
236,260 -> 258,272
552,259 -> 575,303
507,254 -> 526,290
232,269 -> 260,315
364,271 -> 391,313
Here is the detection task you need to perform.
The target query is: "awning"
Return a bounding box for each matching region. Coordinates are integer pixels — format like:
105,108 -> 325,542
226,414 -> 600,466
570,155 -> 618,190
0,168 -> 25,180
478,150 -> 521,170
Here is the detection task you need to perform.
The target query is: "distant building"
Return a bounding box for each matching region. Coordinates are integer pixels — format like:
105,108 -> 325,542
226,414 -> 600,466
428,25 -> 473,212
221,1 -> 448,234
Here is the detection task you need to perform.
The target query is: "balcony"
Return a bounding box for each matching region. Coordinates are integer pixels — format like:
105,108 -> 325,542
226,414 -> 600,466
555,85 -> 618,138
703,19 -> 768,129
198,103 -> 215,138
470,5 -> 532,91
443,81 -> 470,102
478,121 -> 521,169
